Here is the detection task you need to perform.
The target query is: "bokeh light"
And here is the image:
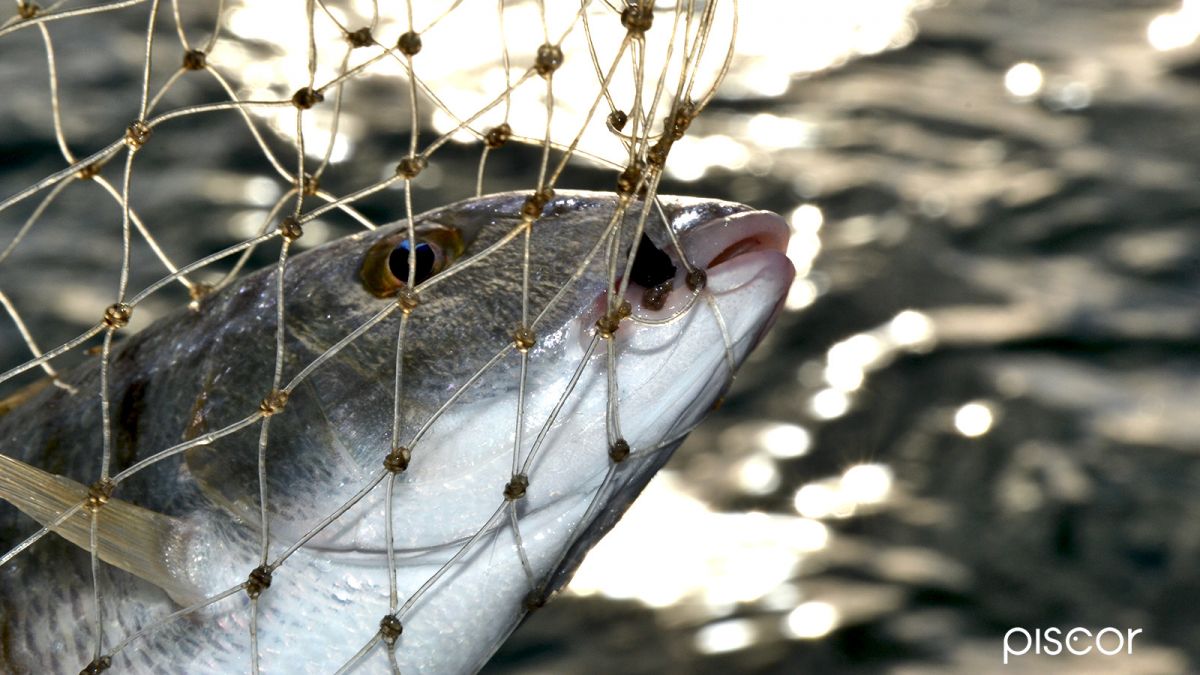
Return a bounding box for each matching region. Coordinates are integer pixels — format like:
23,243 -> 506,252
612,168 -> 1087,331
954,401 -> 995,438
1148,1 -> 1200,51
1004,62 -> 1044,98
784,601 -> 840,639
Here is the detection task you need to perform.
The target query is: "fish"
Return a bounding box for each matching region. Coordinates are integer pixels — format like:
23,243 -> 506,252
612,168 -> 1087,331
0,190 -> 793,674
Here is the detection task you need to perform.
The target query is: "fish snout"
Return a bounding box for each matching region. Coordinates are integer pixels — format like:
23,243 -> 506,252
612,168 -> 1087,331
631,209 -> 793,328
678,210 -> 795,355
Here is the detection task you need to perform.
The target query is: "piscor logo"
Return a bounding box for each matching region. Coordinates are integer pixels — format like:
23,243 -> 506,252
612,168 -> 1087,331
1003,627 -> 1143,664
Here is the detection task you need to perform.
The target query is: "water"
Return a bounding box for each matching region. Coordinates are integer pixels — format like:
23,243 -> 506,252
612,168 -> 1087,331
492,1 -> 1200,672
3,0 -> 1200,672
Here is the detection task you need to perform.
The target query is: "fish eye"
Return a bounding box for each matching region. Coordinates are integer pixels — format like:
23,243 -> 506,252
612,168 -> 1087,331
361,226 -> 463,298
389,240 -> 438,285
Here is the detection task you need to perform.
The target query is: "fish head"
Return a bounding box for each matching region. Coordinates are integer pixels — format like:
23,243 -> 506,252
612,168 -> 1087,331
176,189 -> 793,670
252,190 -> 794,546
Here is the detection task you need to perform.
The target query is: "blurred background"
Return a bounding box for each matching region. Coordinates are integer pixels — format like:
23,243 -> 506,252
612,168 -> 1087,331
3,0 -> 1200,673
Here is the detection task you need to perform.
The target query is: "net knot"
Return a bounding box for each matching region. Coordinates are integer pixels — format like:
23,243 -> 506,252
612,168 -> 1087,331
522,589 -> 547,612
395,156 -> 426,179
278,216 -> 303,242
503,474 -> 529,501
347,27 -> 374,48
521,189 -> 554,221
686,268 -> 707,292
74,163 -> 101,181
102,303 -> 132,329
641,280 -> 673,311
647,138 -> 671,169
595,302 -> 632,339
383,446 -> 412,473
79,655 -> 112,675
16,2 -> 38,20
124,120 -> 151,149
259,389 -> 289,416
182,49 -> 207,71
291,87 -> 324,109
512,325 -> 536,352
397,31 -> 422,56
534,43 -> 563,77
244,565 -> 273,599
187,282 -> 214,310
379,614 -> 404,645
668,101 -> 696,140
609,438 -> 631,463
621,5 -> 654,36
483,123 -> 512,149
188,282 -> 213,301
300,172 -> 320,196
86,478 -> 115,512
607,109 -> 628,132
396,287 -> 421,313
615,165 -> 643,197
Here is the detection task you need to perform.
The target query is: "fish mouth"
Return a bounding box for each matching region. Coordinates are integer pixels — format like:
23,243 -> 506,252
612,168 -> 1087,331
686,210 -> 795,346
624,209 -> 794,323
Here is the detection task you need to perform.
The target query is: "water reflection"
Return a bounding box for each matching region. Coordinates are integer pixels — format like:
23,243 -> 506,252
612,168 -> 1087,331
1003,62 -> 1044,98
793,463 -> 894,520
953,401 -> 995,438
502,0 -> 1200,670
784,601 -> 840,640
569,473 -> 830,609
1148,1 -> 1200,51
694,617 -> 758,654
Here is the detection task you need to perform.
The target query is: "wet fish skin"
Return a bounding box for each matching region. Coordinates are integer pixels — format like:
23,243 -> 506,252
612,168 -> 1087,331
0,190 -> 793,673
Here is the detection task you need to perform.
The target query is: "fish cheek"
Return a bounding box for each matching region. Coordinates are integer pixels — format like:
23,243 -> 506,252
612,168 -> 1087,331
112,377 -> 150,475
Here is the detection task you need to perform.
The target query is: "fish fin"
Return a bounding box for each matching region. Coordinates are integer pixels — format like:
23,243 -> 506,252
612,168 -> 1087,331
0,453 -> 204,605
0,377 -> 52,417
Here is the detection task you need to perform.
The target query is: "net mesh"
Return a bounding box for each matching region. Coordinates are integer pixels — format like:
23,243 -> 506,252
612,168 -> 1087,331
0,0 -> 734,671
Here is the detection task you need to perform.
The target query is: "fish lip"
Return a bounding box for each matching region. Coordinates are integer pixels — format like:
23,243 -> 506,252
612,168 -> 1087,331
679,210 -> 791,270
681,209 -> 794,352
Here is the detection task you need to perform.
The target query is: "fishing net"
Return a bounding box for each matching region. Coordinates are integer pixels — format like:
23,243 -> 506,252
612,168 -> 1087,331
0,0 -> 735,671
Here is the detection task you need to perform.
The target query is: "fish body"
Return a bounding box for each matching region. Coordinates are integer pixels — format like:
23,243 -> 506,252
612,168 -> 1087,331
0,191 -> 793,673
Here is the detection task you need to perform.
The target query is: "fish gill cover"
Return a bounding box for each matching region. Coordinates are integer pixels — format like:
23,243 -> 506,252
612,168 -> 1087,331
0,0 -> 790,673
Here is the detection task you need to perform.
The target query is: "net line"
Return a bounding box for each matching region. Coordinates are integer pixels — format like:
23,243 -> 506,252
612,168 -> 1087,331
0,0 -> 736,671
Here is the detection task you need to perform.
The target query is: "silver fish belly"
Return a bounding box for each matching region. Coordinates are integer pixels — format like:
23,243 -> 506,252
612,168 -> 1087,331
0,190 -> 793,673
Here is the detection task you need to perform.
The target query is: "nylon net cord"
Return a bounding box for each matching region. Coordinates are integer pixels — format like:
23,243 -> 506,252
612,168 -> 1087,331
0,0 -> 735,671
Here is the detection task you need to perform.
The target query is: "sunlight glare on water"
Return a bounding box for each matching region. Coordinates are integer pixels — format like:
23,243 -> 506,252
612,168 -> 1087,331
569,473 -> 829,609
694,618 -> 758,654
887,309 -> 936,350
840,463 -> 893,505
954,401 -> 995,438
725,0 -> 926,97
1147,1 -> 1200,51
1004,62 -> 1044,98
793,464 -> 894,520
754,422 -> 812,460
219,0 -> 738,170
216,0 -> 928,193
783,601 -> 840,640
